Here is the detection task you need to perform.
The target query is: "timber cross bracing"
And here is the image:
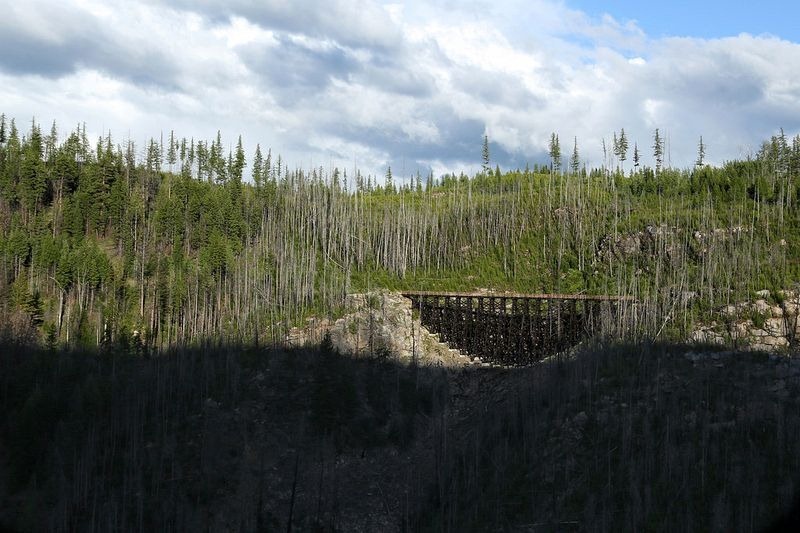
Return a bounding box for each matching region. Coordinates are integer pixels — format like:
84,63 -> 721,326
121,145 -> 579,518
401,291 -> 633,366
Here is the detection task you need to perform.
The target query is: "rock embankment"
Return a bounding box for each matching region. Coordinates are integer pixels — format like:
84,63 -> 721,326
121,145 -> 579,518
691,289 -> 800,352
284,290 -> 470,366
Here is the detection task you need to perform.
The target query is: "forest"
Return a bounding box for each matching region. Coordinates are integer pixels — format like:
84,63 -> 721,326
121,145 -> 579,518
3,114 -> 800,531
1,114 -> 799,350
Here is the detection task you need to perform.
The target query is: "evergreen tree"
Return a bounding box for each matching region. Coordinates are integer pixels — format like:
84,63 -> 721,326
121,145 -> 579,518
633,143 -> 640,170
46,121 -> 58,162
791,135 -> 800,177
548,133 -> 561,173
482,134 -> 490,174
570,137 -> 580,176
696,136 -> 706,167
385,166 -> 394,193
146,138 -> 161,174
252,144 -> 263,188
653,128 -> 664,174
2,119 -> 21,203
19,119 -> 48,215
211,131 -> 226,183
356,170 -> 364,193
167,130 -> 177,171
179,138 -> 186,167
777,128 -> 789,177
618,128 -> 628,169
232,135 -> 246,183
196,141 -> 208,182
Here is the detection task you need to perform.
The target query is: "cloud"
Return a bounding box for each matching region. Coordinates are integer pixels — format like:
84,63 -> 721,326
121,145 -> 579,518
1,0 -> 799,181
149,0 -> 403,52
239,35 -> 361,105
0,0 -> 183,89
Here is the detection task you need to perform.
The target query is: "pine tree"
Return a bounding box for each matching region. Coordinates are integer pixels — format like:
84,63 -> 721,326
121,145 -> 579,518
356,170 -> 364,193
211,131 -> 226,183
482,134 -> 490,174
167,130 -> 177,171
196,141 -> 208,182
791,135 -> 800,178
385,166 -> 393,193
696,136 -> 705,167
226,151 -> 234,183
548,133 -> 561,173
232,135 -> 246,183
146,138 -> 161,173
252,144 -> 263,188
653,128 -> 664,174
570,137 -> 580,176
19,119 -> 47,214
187,138 -> 195,177
618,128 -> 628,170
633,143 -> 640,170
46,121 -> 58,161
777,128 -> 789,177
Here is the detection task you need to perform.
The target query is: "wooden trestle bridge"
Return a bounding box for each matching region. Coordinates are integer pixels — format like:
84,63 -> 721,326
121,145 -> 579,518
402,291 -> 634,366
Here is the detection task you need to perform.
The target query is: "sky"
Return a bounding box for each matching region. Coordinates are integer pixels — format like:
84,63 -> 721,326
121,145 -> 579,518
568,1 -> 800,41
1,0 -> 799,182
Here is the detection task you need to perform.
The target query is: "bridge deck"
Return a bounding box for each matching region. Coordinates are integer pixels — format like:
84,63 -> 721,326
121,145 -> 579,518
401,291 -> 634,301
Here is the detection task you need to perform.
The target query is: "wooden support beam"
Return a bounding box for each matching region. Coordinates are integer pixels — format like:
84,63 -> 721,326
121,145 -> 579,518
401,290 -> 631,366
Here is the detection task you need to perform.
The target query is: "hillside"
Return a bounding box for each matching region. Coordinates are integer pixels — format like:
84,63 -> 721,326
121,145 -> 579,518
2,117 -> 800,349
1,339 -> 799,531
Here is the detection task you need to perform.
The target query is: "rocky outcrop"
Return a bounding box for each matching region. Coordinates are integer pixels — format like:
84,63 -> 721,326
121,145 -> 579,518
284,290 -> 470,367
690,289 -> 800,352
596,224 -> 750,264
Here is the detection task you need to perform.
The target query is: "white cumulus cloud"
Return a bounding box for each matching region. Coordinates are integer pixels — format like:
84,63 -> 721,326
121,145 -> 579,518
0,0 -> 798,180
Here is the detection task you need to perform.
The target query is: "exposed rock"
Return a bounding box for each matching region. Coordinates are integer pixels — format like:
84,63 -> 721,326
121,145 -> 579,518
765,318 -> 788,335
690,328 -> 725,346
690,288 -> 800,352
753,299 -> 771,314
284,291 -> 468,367
721,304 -> 742,317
